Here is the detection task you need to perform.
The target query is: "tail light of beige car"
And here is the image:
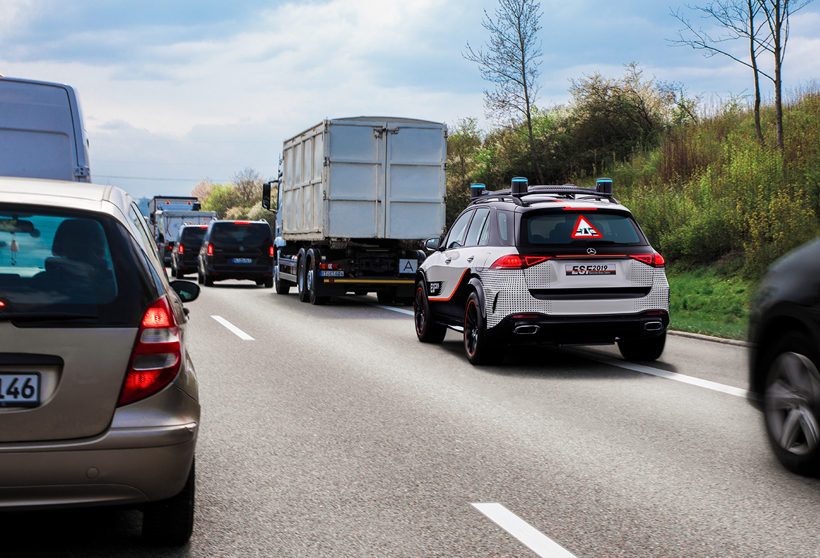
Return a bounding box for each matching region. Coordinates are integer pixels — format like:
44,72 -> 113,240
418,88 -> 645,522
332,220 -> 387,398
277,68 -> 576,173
118,296 -> 181,406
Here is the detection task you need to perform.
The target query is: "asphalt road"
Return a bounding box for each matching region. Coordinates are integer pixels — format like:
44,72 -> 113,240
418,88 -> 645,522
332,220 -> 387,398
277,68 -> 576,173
6,279 -> 820,557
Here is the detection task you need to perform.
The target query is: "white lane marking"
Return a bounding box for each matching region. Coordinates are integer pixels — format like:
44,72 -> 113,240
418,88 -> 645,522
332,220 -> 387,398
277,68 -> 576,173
575,350 -> 752,399
211,315 -> 254,341
472,503 -> 577,558
344,296 -> 415,316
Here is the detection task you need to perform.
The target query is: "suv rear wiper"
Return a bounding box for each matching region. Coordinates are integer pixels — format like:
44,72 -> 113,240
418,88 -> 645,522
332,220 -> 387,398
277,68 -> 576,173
0,312 -> 99,323
585,240 -> 617,245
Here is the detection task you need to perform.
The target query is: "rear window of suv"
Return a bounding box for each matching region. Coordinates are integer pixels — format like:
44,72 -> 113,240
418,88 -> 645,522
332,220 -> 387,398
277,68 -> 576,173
0,205 -> 156,327
180,226 -> 207,246
522,212 -> 645,246
210,222 -> 272,247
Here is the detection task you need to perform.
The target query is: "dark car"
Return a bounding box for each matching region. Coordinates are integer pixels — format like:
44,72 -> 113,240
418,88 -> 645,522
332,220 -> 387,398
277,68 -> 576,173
197,220 -> 274,287
749,237 -> 820,476
171,224 -> 208,279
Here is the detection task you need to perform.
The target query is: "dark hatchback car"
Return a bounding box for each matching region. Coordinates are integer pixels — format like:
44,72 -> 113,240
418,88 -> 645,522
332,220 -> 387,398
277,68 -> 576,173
171,224 -> 208,279
749,237 -> 820,477
197,220 -> 273,287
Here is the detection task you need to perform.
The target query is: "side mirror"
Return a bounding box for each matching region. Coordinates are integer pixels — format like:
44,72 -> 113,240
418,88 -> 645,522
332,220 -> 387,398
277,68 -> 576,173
424,237 -> 441,252
170,280 -> 200,303
262,181 -> 279,212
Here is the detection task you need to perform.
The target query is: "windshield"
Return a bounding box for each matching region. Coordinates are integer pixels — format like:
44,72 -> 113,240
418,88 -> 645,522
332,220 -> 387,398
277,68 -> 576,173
180,227 -> 207,245
0,205 -> 154,326
522,212 -> 645,246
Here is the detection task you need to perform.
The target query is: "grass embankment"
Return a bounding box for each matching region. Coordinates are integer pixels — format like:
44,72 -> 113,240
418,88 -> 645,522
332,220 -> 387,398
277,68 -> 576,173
666,264 -> 755,341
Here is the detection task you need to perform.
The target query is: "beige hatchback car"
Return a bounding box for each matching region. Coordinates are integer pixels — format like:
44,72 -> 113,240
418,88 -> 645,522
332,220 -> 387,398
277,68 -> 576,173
0,178 -> 201,545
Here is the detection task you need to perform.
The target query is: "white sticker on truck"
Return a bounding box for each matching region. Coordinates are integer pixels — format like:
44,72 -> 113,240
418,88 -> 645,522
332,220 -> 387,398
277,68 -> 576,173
399,259 -> 418,274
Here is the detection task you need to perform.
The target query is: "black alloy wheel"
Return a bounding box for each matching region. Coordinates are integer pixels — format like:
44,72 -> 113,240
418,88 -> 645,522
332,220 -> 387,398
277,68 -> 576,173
763,331 -> 820,476
414,282 -> 446,343
463,291 -> 504,365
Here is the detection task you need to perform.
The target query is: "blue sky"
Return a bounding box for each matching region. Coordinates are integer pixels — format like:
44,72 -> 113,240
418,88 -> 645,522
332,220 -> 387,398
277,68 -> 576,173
2,0 -> 818,199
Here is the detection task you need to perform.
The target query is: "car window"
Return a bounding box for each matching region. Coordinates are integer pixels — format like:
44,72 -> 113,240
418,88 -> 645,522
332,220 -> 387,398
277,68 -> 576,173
445,210 -> 473,249
464,208 -> 490,247
522,212 -> 644,246
129,204 -> 161,259
0,204 -> 155,327
210,223 -> 272,247
497,210 -> 514,246
180,227 -> 207,246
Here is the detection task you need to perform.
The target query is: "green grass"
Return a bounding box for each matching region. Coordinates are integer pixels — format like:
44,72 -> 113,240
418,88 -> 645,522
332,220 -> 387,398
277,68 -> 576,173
666,264 -> 756,341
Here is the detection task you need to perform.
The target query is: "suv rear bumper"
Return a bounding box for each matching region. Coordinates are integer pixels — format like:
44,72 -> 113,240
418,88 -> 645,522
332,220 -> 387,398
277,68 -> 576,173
204,262 -> 273,281
488,311 -> 669,345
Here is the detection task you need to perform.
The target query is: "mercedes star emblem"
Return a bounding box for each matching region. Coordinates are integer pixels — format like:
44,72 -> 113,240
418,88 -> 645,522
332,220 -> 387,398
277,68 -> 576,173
587,248 -> 597,255
239,246 -> 245,252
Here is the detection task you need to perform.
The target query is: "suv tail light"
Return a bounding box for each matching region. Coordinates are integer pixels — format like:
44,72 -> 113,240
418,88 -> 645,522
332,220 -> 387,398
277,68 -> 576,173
207,243 -> 213,256
269,246 -> 274,257
178,244 -> 184,254
629,253 -> 665,267
118,296 -> 181,406
490,255 -> 553,269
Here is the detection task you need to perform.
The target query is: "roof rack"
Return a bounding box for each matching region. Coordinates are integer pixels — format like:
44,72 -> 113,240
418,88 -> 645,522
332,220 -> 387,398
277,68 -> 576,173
469,177 -> 615,205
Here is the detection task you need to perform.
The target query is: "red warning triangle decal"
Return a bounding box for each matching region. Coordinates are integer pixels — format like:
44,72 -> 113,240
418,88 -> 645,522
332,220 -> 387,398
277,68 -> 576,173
571,216 -> 602,238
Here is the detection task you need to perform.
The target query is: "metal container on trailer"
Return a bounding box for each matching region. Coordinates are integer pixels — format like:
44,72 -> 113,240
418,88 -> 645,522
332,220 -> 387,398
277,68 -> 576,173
281,117 -> 446,242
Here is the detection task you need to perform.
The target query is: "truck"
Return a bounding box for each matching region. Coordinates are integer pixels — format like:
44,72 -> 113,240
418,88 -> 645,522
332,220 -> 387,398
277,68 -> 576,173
262,116 -> 447,305
0,77 -> 91,182
148,196 -> 216,265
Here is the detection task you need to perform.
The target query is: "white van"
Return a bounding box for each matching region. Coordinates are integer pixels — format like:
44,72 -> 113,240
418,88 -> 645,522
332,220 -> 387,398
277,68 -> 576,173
0,77 -> 91,182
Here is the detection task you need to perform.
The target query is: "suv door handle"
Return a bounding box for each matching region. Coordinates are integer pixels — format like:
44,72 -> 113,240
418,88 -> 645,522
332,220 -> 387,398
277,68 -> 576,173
467,256 -> 474,263
445,259 -> 452,265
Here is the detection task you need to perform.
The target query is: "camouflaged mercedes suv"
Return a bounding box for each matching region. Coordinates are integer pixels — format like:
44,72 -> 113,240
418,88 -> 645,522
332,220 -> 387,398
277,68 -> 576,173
414,178 -> 670,365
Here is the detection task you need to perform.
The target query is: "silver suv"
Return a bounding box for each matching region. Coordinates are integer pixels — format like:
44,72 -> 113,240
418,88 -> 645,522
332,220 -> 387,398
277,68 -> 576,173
415,178 -> 670,364
0,177 -> 201,545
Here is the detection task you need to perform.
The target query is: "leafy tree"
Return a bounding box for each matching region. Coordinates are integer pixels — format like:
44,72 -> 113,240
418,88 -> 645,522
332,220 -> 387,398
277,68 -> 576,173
464,0 -> 545,183
201,183 -> 243,218
232,167 -> 263,206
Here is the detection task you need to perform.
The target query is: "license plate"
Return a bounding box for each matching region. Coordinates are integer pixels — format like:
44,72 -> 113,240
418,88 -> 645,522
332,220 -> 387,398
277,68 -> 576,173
0,373 -> 40,407
565,264 -> 616,276
320,270 -> 344,277
232,258 -> 253,264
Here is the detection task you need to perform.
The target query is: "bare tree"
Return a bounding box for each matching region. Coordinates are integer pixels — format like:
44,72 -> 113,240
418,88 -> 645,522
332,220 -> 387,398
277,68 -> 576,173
464,0 -> 544,184
191,178 -> 214,202
231,167 -> 263,206
672,0 -> 815,149
756,0 -> 815,149
671,1 -> 769,145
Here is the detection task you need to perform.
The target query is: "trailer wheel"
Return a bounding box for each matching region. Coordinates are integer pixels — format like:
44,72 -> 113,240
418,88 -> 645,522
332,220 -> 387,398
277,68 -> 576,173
307,250 -> 330,305
297,252 -> 309,303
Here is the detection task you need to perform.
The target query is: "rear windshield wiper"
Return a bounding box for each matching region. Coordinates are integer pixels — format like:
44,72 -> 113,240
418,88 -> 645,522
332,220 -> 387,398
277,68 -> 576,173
585,240 -> 617,245
0,312 -> 99,323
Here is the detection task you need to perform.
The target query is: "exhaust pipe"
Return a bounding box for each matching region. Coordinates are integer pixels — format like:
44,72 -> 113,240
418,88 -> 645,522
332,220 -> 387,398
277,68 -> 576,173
514,325 -> 540,335
644,321 -> 663,332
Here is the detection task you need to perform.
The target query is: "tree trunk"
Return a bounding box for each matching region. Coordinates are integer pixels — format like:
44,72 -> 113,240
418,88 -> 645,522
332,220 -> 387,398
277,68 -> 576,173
749,0 -> 765,146
773,0 -> 784,150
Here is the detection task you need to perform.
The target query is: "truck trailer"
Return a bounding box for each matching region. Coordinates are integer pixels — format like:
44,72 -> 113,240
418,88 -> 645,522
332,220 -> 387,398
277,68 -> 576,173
147,196 -> 215,264
263,116 -> 446,305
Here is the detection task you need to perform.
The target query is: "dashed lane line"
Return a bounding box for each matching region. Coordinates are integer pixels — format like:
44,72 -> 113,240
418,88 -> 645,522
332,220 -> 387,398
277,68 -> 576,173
472,503 -> 578,558
211,315 -> 254,341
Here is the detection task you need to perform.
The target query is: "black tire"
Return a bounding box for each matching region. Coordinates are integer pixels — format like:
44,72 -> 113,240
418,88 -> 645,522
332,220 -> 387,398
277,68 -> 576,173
307,252 -> 329,305
255,278 -> 264,286
274,269 -> 290,295
203,268 -> 214,287
142,458 -> 195,546
618,331 -> 666,361
264,277 -> 273,289
463,291 -> 505,365
353,288 -> 368,296
196,264 -> 204,285
297,254 -> 309,303
414,282 -> 446,344
377,290 -> 395,305
175,267 -> 186,279
763,331 -> 820,476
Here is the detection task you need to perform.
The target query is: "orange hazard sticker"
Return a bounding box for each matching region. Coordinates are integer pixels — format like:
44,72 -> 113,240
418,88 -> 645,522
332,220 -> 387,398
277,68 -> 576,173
570,216 -> 602,238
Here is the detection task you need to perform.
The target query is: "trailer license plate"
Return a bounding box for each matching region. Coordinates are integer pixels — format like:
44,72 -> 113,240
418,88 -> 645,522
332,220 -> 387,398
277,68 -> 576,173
0,373 -> 40,407
320,270 -> 344,277
565,264 -> 616,276
232,258 -> 253,264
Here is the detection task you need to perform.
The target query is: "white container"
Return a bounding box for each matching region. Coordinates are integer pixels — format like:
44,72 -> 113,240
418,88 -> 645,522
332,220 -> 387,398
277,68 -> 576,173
0,77 -> 91,182
281,117 -> 446,241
